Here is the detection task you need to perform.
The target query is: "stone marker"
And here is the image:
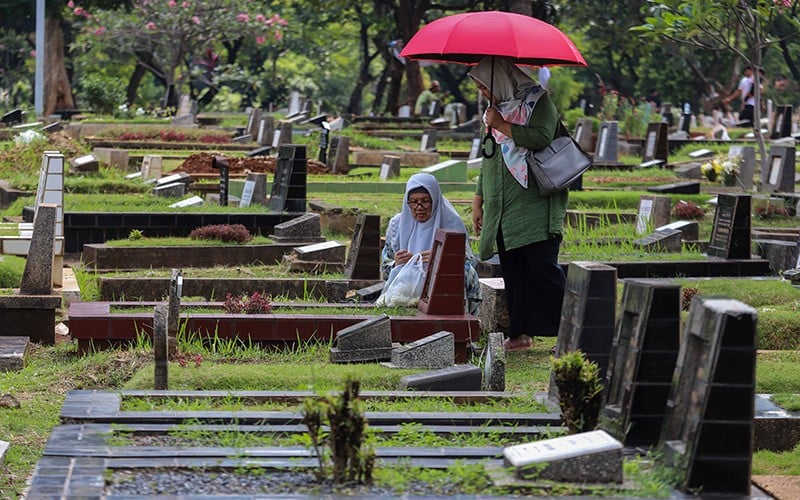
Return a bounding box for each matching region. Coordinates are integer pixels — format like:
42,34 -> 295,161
688,148 -> 714,159
503,430 -> 623,483
20,204 -> 56,295
245,107 -> 262,136
153,182 -> 186,198
245,172 -> 268,206
635,195 -> 671,234
141,155 -> 163,180
239,180 -> 256,208
632,228 -> 683,252
379,155 -> 401,180
660,295 -> 757,495
344,214 -> 381,280
390,331 -> 454,369
154,304 -> 168,390
593,121 -> 620,165
646,181 -> 700,195
168,196 -> 203,208
271,121 -> 293,149
270,213 -> 325,244
477,278 -> 508,333
574,118 -> 594,153
641,122 -> 668,165
418,229 -> 466,315
482,332 -> 505,392
1,108 -> 23,126
728,145 -> 756,191
399,365 -> 482,391
420,128 -> 438,152
755,239 -> 798,274
326,135 -> 350,174
256,116 -> 275,146
267,144 -> 307,213
551,261 -> 617,398
355,282 -> 384,302
70,154 -> 99,173
330,315 -> 393,363
0,336 -> 30,372
760,145 -> 796,194
155,172 -> 192,187
655,220 -> 699,241
770,105 -> 793,139
293,240 -> 346,263
707,194 -> 751,259
167,269 -> 181,359
600,279 -> 681,447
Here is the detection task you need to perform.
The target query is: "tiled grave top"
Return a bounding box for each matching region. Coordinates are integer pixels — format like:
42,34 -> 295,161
504,430 -> 622,466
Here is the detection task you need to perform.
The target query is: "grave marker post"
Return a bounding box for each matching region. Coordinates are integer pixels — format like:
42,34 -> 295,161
167,269 -> 181,359
707,194 -> 751,259
344,214 -> 381,280
211,155 -> 229,206
154,304 -> 168,390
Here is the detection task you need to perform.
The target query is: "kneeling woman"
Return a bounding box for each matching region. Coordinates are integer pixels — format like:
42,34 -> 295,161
381,173 -> 481,315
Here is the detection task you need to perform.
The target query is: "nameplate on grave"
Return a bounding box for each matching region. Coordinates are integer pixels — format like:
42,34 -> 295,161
635,195 -> 670,234
420,129 -> 437,152
504,430 -> 623,483
707,194 -> 751,259
761,146 -> 795,194
240,180 -> 256,208
688,149 -> 713,159
468,136 -> 482,160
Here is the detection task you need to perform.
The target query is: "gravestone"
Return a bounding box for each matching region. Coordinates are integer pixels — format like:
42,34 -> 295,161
1,108 -> 23,126
256,116 -> 275,146
0,337 -> 30,372
326,136 -> 350,173
418,229 -> 466,316
166,268 -> 181,359
635,195 -> 671,235
379,155 -> 401,180
399,365 -> 482,391
267,144 -> 307,212
244,172 -> 268,206
287,91 -> 303,116
660,296 -> 757,495
646,181 -> 700,195
640,122 -> 668,166
155,172 -> 192,187
272,121 -> 293,149
655,220 -> 699,242
270,213 -> 324,244
247,146 -> 271,157
211,155 -> 229,206
632,228 -> 683,252
70,154 -> 99,173
476,278 -> 508,333
482,331 -> 505,391
600,279 -> 681,447
330,315 -> 394,363
19,204 -> 57,295
245,107 -> 262,136
168,196 -> 203,208
551,261 -> 617,398
728,145 -> 756,191
293,240 -> 346,263
390,331 -> 454,369
153,304 -> 168,390
593,121 -> 620,165
154,182 -> 185,198
503,430 -> 623,483
760,146 -> 795,194
770,105 -> 793,139
344,214 -> 381,280
707,194 -> 751,259
232,133 -> 252,144
754,239 -> 798,274
574,118 -> 594,153
420,128 -> 437,152
468,135 -> 482,160
140,155 -> 163,180
239,180 -> 256,208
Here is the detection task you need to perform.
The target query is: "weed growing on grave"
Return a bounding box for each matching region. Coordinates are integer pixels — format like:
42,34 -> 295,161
622,451 -> 681,497
189,224 -> 252,244
222,291 -> 273,314
551,351 -> 603,434
128,228 -> 144,240
303,378 -> 375,484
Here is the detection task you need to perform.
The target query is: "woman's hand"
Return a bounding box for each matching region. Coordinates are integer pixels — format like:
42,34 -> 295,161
394,249 -> 412,266
472,195 -> 483,236
419,250 -> 432,264
484,107 -> 512,137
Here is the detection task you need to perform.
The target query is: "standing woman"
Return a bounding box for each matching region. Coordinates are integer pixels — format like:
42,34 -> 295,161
469,56 -> 568,351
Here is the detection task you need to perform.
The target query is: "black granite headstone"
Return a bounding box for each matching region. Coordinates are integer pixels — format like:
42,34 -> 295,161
574,118 -> 594,153
659,295 -> 757,495
770,105 -> 793,139
706,194 -> 751,259
593,121 -> 619,164
267,145 -> 307,212
760,146 -> 796,194
1,108 -> 22,126
420,128 -> 437,152
211,155 -> 229,206
600,279 -> 681,447
344,214 -> 381,280
641,122 -> 668,165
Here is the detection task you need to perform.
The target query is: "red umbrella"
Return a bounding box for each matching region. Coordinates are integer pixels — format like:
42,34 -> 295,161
399,11 -> 586,67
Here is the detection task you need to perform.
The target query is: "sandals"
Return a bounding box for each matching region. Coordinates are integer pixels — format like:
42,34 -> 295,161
503,335 -> 533,352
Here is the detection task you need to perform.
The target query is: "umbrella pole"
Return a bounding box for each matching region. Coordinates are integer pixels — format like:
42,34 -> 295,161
481,56 -> 497,158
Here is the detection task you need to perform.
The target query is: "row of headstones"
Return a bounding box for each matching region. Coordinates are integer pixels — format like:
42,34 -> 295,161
541,261 -> 758,494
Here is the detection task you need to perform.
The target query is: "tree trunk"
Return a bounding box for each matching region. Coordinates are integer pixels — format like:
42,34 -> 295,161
397,0 -> 429,115
509,0 -> 532,16
44,16 -> 75,116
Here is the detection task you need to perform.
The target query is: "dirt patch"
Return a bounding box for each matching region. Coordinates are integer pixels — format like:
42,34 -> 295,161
174,152 -> 334,175
752,475 -> 800,499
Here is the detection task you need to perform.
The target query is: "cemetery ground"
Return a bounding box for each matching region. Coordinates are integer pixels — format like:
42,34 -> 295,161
1,120 -> 800,496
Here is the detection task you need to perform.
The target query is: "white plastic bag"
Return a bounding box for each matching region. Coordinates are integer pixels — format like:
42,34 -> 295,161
376,252 -> 427,307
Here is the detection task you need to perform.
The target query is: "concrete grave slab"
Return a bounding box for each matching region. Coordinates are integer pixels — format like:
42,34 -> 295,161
504,430 -> 623,483
270,213 -> 324,244
389,331 -> 454,369
0,336 -> 30,371
293,241 -> 346,263
399,365 -> 482,391
330,315 -> 394,363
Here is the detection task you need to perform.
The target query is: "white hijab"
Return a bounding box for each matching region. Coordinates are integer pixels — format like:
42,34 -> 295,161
391,173 -> 468,256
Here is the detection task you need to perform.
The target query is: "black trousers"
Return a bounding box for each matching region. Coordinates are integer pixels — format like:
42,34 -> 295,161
739,104 -> 754,126
496,233 -> 566,338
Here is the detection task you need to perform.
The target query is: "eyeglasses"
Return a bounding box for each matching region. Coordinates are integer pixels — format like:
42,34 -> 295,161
407,198 -> 432,209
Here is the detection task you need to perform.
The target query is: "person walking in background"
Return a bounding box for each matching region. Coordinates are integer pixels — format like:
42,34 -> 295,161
723,65 -> 755,126
381,173 -> 482,315
469,56 -> 568,352
414,80 -> 441,116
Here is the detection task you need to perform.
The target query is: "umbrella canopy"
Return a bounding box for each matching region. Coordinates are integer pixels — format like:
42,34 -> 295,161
399,11 -> 586,67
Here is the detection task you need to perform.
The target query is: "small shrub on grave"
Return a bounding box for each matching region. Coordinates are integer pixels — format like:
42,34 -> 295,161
672,200 -> 705,220
754,204 -> 792,219
303,378 -> 375,485
551,351 -> 603,434
681,287 -> 699,311
223,292 -> 272,314
128,229 -> 144,241
189,224 -> 252,244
